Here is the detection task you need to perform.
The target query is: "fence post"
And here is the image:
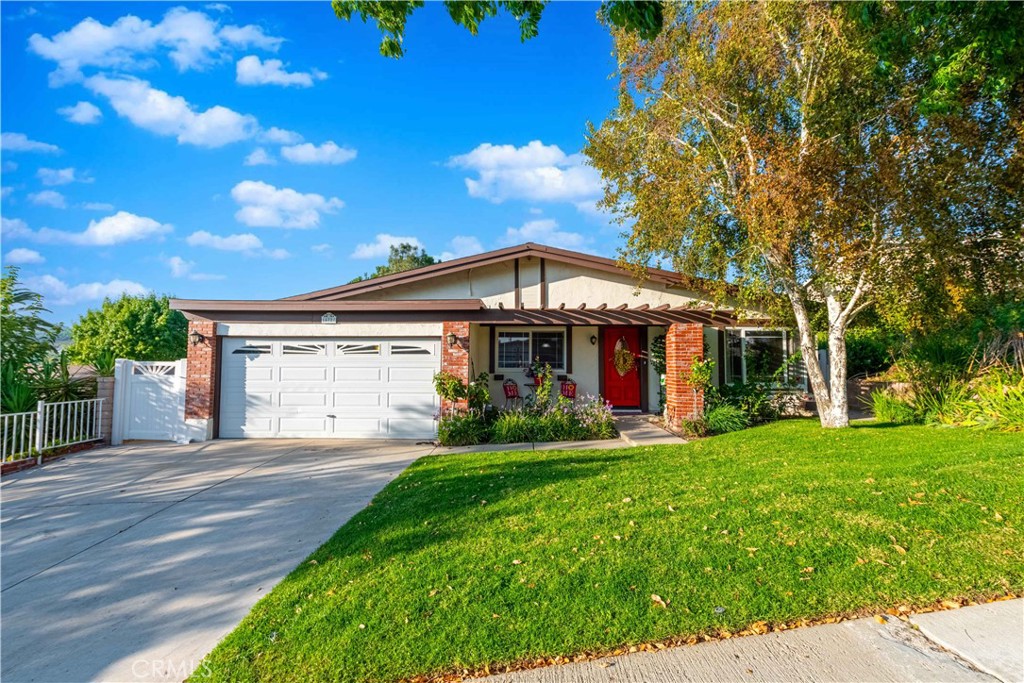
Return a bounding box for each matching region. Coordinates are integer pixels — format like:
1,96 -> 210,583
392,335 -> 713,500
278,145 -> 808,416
34,400 -> 45,465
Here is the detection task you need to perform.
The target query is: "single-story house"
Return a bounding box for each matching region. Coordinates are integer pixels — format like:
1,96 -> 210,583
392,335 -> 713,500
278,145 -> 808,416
170,243 -> 800,441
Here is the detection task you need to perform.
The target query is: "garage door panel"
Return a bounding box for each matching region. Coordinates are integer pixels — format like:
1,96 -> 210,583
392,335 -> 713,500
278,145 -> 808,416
388,392 -> 436,409
279,392 -> 328,407
334,367 -> 381,382
280,366 -> 328,382
333,392 -> 382,408
388,366 -> 434,382
331,417 -> 384,437
220,337 -> 439,439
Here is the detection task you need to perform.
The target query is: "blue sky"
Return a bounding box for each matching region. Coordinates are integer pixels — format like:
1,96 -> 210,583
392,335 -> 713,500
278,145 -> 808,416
1,1 -> 620,323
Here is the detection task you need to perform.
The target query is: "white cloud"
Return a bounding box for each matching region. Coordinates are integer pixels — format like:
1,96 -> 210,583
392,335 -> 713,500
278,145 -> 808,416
205,3 -> 231,12
280,141 -> 356,165
5,248 -> 45,265
449,140 -> 602,207
25,274 -> 148,305
38,167 -> 92,186
311,243 -> 332,254
28,7 -> 283,86
244,147 -> 276,166
34,211 -> 172,246
440,235 -> 483,261
501,218 -> 590,251
165,255 -> 224,280
230,180 -> 343,229
258,126 -> 302,145
236,55 -> 327,88
28,190 -> 67,209
185,229 -> 288,259
1,132 -> 61,154
58,101 -> 103,124
82,202 -> 115,211
1,217 -> 31,239
351,233 -> 423,259
85,75 -> 259,148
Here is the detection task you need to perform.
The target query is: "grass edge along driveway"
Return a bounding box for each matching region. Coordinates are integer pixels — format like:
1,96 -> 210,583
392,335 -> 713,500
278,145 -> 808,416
195,420 -> 1024,682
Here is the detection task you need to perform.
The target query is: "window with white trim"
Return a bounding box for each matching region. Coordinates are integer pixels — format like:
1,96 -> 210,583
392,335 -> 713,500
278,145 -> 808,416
497,330 -> 566,370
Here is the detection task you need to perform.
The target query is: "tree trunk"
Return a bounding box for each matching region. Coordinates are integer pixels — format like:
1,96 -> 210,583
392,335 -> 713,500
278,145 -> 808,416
786,288 -> 852,428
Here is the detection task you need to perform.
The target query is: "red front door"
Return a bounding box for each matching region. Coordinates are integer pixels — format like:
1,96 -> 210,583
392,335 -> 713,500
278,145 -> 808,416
602,327 -> 642,409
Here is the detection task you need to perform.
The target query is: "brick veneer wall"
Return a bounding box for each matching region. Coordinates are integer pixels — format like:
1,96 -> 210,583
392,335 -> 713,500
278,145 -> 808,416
441,321 -> 470,413
185,320 -> 218,421
664,322 -> 704,429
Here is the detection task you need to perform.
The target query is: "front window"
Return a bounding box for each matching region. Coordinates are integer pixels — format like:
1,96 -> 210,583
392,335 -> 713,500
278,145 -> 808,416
725,329 -> 791,385
497,330 -> 566,370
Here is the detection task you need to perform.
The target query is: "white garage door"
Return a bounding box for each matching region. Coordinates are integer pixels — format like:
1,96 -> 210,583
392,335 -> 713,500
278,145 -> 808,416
220,338 -> 440,439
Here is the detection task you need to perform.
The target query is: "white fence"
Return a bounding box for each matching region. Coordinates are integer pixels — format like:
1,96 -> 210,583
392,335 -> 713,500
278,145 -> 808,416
1,398 -> 106,464
111,359 -> 186,445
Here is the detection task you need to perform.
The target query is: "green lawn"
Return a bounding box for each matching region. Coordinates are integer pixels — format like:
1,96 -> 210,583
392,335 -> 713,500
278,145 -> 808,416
198,420 -> 1023,682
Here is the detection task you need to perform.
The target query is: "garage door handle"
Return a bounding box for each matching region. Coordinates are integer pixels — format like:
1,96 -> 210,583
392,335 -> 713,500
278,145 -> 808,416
326,414 -> 337,419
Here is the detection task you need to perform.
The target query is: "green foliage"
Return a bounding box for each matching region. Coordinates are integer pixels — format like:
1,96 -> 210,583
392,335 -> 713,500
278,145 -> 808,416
437,411 -> 491,447
68,294 -> 186,364
819,327 -> 896,377
687,357 -> 715,393
871,390 -> 921,425
351,243 -> 439,282
0,362 -> 38,413
703,404 -> 750,434
851,1 -> 1024,113
197,420 -> 1024,683
439,395 -> 617,446
35,350 -> 95,403
1,266 -> 60,369
91,350 -> 116,377
489,409 -> 537,444
648,335 -> 666,375
332,0 -> 661,58
433,371 -> 491,415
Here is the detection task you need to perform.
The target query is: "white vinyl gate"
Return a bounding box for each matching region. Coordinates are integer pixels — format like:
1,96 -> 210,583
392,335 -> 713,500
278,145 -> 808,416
219,337 -> 440,439
111,360 -> 186,444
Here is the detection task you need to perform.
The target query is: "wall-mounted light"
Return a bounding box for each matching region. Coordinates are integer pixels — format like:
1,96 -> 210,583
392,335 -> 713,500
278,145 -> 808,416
589,335 -> 598,346
446,331 -> 458,348
188,329 -> 205,346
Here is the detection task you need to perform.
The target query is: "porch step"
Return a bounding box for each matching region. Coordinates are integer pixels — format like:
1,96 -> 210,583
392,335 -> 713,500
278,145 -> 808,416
614,415 -> 687,447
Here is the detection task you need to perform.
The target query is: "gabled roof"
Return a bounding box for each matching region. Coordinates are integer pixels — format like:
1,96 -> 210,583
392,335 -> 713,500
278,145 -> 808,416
282,242 -> 707,302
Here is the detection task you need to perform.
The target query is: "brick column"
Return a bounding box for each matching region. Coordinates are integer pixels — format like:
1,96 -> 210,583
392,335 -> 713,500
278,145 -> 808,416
185,320 -> 218,440
96,376 -> 114,443
441,321 -> 471,413
664,322 -> 704,429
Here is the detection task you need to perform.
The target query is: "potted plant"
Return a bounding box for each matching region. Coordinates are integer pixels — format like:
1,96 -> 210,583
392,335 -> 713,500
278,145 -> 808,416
524,357 -> 549,386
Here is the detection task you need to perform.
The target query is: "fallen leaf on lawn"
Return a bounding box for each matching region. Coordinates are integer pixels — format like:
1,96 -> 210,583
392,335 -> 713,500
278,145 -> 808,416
668,505 -> 676,512
358,624 -> 365,629
492,613 -> 501,619
623,497 -> 632,503
875,615 -> 887,624
512,559 -> 522,565
801,566 -> 815,574
651,594 -> 668,608
893,544 -> 907,554
429,589 -> 438,597
941,600 -> 961,609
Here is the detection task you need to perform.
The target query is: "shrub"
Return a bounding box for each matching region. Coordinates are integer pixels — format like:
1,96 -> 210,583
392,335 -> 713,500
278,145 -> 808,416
871,390 -> 921,425
491,410 -> 540,444
703,404 -> 750,434
845,328 -> 896,377
437,411 -> 490,447
714,381 -> 784,424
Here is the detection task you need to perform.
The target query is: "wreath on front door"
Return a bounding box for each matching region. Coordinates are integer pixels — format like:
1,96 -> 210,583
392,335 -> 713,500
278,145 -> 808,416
612,336 -> 636,376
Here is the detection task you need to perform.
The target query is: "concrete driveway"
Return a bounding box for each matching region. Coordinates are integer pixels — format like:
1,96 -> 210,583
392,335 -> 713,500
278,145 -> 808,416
1,438 -> 431,682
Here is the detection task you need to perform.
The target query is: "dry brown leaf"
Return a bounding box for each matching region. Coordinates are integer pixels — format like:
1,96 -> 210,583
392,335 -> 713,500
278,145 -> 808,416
893,544 -> 907,554
875,615 -> 887,624
651,594 -> 668,608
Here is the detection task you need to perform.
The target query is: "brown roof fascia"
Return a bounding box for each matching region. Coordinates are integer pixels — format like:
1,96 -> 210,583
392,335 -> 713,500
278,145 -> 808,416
169,298 -> 485,313
281,243 -> 719,302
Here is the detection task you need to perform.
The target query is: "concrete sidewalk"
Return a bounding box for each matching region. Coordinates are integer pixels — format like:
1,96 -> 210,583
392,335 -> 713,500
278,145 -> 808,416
486,599 -> 1023,683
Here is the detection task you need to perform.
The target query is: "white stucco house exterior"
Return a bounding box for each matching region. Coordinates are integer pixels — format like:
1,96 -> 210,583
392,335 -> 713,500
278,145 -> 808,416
171,243 -> 798,441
